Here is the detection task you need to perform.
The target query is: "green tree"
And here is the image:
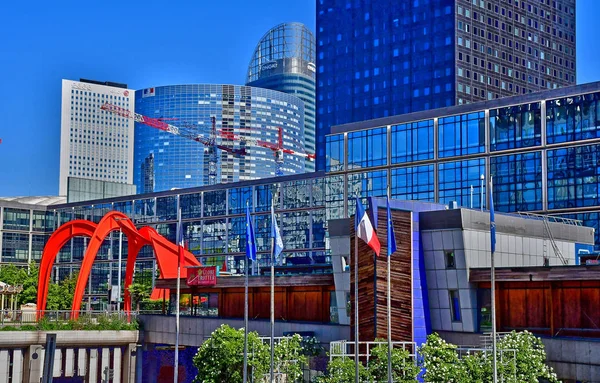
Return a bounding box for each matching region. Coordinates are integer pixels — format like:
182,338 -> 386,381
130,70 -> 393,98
367,340 -> 420,383
19,263 -> 39,305
497,330 -> 559,383
314,356 -> 371,383
126,269 -> 155,311
45,272 -> 78,311
193,324 -> 269,383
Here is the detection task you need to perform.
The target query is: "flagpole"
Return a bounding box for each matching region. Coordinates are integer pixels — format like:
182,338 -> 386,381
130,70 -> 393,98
354,198 -> 360,383
270,193 -> 276,383
174,207 -> 182,383
490,176 -> 498,383
386,189 -> 392,383
243,202 -> 249,383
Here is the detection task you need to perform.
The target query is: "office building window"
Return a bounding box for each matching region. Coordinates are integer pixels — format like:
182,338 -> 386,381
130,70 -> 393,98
326,134 -> 345,172
490,152 -> 543,212
229,187 -> 252,215
547,144 -> 600,209
546,92 -> 600,144
445,251 -> 456,268
347,127 -> 387,169
391,120 -> 434,164
438,158 -> 486,208
449,290 -> 462,322
490,102 -> 541,151
438,112 -> 486,158
391,165 -> 435,202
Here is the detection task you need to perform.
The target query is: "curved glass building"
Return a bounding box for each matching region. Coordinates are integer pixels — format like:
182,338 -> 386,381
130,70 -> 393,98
246,22 -> 316,172
134,84 -> 305,193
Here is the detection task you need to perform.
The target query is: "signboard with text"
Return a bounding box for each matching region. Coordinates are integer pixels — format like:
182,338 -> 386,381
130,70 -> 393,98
187,266 -> 217,286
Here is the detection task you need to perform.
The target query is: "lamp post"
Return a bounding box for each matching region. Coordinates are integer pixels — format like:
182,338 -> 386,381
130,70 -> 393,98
480,174 -> 485,211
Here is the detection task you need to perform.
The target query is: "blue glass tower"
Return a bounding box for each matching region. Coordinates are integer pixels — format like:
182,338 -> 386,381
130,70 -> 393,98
134,85 -> 305,193
246,22 -> 316,172
316,0 -> 577,170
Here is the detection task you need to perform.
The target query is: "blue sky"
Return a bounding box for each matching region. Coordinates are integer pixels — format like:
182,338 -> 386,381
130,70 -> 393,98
0,0 -> 597,196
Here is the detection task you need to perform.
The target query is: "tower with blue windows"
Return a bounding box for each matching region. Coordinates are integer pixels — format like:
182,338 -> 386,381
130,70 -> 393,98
246,22 -> 316,172
316,0 -> 576,171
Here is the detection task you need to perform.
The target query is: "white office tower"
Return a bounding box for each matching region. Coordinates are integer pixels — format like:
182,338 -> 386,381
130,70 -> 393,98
59,79 -> 135,196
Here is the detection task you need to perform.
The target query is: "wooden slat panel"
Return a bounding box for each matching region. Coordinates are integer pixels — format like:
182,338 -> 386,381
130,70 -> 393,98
351,209 -> 413,343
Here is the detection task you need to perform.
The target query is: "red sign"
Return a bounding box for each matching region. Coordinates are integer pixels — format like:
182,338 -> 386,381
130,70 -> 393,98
187,266 -> 217,286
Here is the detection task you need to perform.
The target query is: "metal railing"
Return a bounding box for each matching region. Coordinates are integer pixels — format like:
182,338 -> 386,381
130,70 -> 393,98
0,310 -> 147,326
517,211 -> 582,226
329,340 -> 417,363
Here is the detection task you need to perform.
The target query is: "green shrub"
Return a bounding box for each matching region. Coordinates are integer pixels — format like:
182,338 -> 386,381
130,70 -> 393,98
368,340 -> 420,383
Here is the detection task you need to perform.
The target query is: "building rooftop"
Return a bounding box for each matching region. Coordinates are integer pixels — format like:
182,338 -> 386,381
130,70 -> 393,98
0,196 -> 66,207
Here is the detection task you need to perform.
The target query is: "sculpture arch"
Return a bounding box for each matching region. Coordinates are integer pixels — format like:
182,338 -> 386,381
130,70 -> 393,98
37,211 -> 200,320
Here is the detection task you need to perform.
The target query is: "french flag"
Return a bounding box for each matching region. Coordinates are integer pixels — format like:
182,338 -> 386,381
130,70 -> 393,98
355,198 -> 381,256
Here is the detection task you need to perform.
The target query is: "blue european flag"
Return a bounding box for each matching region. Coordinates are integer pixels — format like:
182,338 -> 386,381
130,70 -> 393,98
245,205 -> 257,262
386,196 -> 397,256
271,202 -> 283,260
490,177 -> 496,253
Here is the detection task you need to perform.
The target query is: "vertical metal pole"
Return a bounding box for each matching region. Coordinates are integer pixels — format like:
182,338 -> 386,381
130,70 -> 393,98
174,208 -> 181,383
243,257 -> 249,383
118,230 -> 123,313
354,228 -> 360,383
387,189 -> 392,383
491,176 -> 498,383
270,194 -> 276,383
243,200 -> 250,383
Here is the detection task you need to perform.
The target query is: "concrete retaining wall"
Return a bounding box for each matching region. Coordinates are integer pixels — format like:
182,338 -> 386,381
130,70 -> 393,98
139,315 -> 350,348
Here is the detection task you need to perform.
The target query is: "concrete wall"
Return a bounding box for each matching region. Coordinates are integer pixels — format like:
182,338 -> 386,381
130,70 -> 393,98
422,229 -> 478,334
139,315 -> 350,348
0,330 -> 139,383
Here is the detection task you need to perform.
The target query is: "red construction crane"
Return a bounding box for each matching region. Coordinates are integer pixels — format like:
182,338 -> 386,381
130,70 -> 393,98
100,103 -> 245,184
100,103 -> 315,178
219,126 -> 315,176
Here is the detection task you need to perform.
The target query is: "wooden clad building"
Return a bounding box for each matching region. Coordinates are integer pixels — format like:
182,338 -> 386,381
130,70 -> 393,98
470,266 -> 600,338
350,208 -> 414,343
156,274 -> 334,323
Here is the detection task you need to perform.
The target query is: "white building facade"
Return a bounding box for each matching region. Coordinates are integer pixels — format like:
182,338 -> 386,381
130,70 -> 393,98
59,79 -> 135,196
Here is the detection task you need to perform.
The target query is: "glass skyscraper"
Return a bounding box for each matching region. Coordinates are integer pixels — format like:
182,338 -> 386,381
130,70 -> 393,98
133,84 -> 305,193
246,22 -> 316,172
316,0 -> 576,170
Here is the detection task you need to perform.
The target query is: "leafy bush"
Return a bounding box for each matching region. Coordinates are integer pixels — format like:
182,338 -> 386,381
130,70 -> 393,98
497,330 -> 559,383
368,340 -> 420,383
419,333 -> 467,382
314,356 -> 371,383
274,334 -> 307,381
193,324 -> 269,383
302,335 -> 325,357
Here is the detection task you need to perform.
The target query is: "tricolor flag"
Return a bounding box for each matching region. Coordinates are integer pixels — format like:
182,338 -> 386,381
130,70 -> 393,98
271,202 -> 283,261
142,87 -> 155,98
386,196 -> 397,257
355,198 -> 381,256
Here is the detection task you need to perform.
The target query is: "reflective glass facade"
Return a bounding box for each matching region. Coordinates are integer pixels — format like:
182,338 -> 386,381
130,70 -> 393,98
316,0 -> 576,171
134,85 -> 305,192
246,23 -> 316,172
326,83 -> 600,249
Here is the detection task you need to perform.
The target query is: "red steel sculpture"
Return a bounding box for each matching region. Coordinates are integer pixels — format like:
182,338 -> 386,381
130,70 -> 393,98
37,211 -> 200,321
